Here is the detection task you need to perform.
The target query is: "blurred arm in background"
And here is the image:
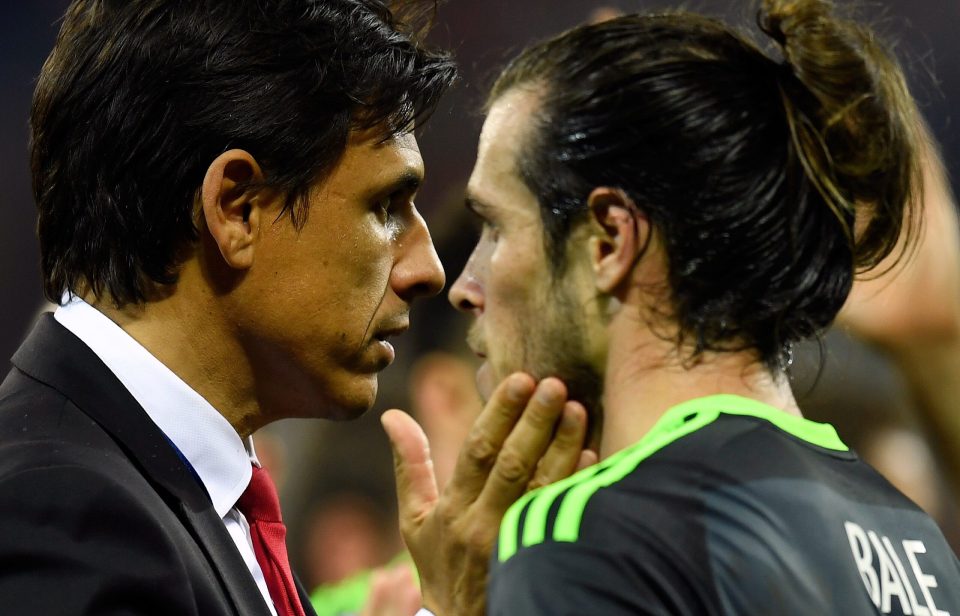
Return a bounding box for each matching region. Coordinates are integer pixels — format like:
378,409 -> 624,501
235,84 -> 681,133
838,126 -> 960,495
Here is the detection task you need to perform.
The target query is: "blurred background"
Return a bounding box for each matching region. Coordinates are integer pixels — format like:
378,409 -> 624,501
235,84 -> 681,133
3,0 -> 959,595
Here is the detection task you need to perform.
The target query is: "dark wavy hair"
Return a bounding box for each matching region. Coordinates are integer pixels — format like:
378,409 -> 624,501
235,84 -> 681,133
31,0 -> 457,306
488,0 -> 922,369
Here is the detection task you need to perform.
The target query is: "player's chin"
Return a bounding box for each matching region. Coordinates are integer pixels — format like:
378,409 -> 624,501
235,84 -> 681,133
475,359 -> 502,403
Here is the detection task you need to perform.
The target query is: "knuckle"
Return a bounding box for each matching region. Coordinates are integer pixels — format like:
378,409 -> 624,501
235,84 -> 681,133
551,427 -> 583,452
463,433 -> 500,467
494,450 -> 533,485
523,407 -> 556,431
550,424 -> 577,447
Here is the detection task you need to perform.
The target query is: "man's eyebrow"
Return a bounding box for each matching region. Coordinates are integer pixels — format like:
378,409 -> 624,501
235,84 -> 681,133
379,170 -> 423,197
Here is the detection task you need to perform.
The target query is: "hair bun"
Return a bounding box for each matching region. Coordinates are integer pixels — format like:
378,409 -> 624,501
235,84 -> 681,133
759,0 -> 923,273
760,0 -> 833,49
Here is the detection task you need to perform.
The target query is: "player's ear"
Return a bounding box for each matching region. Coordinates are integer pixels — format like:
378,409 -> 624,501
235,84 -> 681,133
200,149 -> 271,270
587,187 -> 650,294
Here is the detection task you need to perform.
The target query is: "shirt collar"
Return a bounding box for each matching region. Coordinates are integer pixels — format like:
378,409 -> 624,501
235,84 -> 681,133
54,296 -> 252,518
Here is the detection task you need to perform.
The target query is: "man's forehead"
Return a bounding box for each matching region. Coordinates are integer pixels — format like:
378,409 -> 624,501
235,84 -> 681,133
317,129 -> 424,202
469,90 -> 541,211
348,130 -> 424,177
478,88 -> 540,159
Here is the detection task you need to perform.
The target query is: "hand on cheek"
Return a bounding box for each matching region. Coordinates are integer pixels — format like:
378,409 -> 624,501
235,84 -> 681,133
381,373 -> 592,616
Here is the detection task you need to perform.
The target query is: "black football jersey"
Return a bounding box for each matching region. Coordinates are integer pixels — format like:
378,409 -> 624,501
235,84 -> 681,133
489,395 -> 960,615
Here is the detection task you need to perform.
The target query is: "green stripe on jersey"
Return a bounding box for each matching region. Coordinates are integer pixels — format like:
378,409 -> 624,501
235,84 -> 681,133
497,394 -> 847,561
498,447 -> 625,562
552,408 -> 719,543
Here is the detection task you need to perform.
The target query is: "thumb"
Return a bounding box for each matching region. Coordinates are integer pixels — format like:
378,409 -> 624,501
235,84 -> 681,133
381,409 -> 440,529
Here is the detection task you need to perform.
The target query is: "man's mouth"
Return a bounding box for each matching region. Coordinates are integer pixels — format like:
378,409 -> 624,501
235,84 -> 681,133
368,321 -> 407,366
466,327 -> 486,359
373,314 -> 409,342
374,324 -> 408,342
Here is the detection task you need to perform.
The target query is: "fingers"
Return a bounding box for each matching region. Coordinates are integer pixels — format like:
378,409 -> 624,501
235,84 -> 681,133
526,401 -> 590,492
444,373 -> 537,509
361,565 -> 422,616
394,373 -> 586,616
382,410 -> 439,528
475,378 -> 569,512
576,448 -> 599,472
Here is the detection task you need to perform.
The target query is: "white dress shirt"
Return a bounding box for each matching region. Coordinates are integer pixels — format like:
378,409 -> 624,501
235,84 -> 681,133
54,297 -> 279,616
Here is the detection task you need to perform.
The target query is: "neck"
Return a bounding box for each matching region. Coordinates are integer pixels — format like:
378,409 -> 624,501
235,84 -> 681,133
597,313 -> 800,459
86,260 -> 263,438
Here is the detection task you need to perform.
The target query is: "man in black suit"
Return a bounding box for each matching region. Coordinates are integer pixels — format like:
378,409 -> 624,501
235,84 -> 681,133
0,1 -> 590,614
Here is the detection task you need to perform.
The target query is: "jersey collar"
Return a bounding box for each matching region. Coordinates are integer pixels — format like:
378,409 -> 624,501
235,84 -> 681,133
643,394 -> 848,452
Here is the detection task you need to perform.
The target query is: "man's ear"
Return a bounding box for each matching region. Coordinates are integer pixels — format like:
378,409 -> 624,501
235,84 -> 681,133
200,149 -> 268,270
587,187 -> 650,294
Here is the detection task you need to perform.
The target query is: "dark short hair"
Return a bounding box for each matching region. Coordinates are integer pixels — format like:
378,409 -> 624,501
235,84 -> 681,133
32,0 -> 457,305
489,0 -> 922,368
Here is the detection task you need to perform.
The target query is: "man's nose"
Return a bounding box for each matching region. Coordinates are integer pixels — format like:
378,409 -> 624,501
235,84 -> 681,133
448,266 -> 483,315
393,210 -> 445,302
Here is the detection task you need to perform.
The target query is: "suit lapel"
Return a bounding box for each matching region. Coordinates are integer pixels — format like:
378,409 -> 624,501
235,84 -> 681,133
12,316 -> 208,508
181,504 -> 274,616
12,315 -> 273,616
295,574 -> 319,616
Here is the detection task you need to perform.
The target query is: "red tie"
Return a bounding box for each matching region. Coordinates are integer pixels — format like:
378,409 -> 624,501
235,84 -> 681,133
237,465 -> 306,616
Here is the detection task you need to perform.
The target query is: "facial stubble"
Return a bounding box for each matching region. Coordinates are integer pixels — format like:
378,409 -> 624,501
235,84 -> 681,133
519,279 -> 604,447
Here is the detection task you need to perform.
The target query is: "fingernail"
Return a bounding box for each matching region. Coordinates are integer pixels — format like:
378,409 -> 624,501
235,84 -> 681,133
536,381 -> 560,404
507,375 -> 528,401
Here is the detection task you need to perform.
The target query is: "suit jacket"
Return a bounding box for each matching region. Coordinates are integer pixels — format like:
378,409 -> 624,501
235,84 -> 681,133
0,315 -> 318,616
